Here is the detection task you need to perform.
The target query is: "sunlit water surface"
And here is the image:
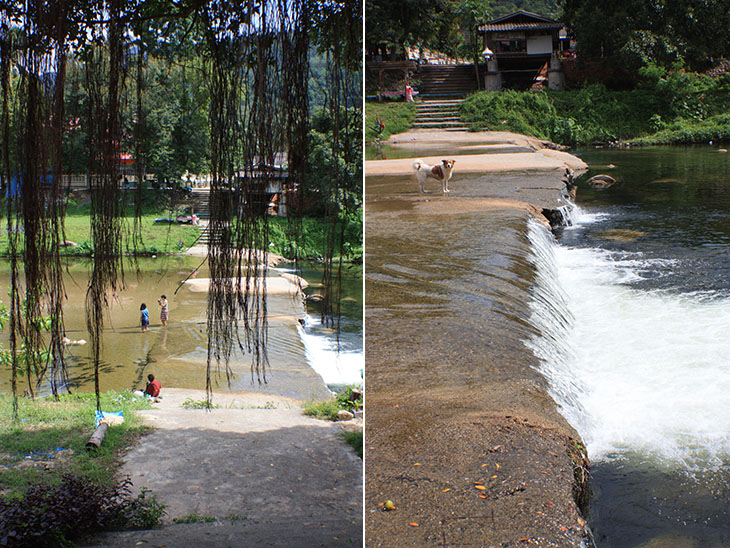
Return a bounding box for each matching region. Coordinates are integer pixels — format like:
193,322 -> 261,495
0,256 -> 362,400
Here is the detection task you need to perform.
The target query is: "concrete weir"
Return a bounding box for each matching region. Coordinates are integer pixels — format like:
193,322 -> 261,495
365,131 -> 591,546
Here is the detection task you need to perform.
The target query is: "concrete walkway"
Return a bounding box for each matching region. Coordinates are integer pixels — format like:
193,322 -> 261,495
81,389 -> 362,547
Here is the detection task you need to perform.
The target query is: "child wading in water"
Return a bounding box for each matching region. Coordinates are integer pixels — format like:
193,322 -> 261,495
158,294 -> 168,326
140,303 -> 149,332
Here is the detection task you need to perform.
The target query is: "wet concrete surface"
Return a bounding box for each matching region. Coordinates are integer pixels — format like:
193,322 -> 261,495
365,168 -> 591,546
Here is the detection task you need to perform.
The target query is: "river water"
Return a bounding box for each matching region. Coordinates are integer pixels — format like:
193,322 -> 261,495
0,256 -> 362,401
527,146 -> 730,546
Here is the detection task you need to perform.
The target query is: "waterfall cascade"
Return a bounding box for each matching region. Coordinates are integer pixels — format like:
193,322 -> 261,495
524,213 -> 730,471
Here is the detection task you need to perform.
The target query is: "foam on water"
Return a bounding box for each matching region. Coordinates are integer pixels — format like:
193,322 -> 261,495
526,213 -> 730,471
298,315 -> 364,387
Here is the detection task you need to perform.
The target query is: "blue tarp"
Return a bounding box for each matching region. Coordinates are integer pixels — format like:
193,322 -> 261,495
95,410 -> 124,427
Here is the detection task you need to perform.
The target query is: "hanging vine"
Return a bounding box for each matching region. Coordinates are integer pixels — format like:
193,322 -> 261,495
0,0 -> 362,415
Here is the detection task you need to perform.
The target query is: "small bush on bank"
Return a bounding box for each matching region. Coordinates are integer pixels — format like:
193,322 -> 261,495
460,90 -> 557,139
630,113 -> 730,145
304,385 -> 362,421
0,474 -> 165,547
342,430 -> 363,459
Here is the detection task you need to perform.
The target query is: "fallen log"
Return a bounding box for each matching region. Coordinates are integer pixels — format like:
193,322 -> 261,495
86,421 -> 109,450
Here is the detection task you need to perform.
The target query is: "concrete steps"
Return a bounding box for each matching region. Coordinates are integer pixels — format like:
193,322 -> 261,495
415,64 -> 479,97
413,99 -> 468,130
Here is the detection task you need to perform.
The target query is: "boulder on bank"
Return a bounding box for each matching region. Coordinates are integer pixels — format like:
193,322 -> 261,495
337,410 -> 355,421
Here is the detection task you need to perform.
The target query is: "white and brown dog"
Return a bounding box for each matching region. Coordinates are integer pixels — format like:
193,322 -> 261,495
413,159 -> 456,193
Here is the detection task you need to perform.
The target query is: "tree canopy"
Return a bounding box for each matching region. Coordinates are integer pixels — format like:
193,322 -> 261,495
0,0 -> 362,414
561,0 -> 730,72
364,0 -> 560,60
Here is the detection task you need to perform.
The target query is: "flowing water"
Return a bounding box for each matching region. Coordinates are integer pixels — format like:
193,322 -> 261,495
0,256 -> 362,401
526,146 -> 730,546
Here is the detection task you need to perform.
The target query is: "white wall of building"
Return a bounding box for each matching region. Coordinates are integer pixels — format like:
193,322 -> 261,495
526,35 -> 552,55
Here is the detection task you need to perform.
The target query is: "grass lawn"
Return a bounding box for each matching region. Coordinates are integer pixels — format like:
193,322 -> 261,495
0,391 -> 168,546
0,199 -> 362,262
365,101 -> 416,142
0,390 -> 153,498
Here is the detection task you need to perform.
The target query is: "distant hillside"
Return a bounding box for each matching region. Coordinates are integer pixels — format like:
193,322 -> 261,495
490,0 -> 561,19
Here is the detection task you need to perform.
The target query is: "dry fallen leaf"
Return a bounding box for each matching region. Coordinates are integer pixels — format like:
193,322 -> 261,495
491,475 -> 498,479
409,522 -> 419,527
478,493 -> 487,499
442,488 -> 451,492
413,462 -> 421,466
481,463 -> 488,468
475,485 -> 487,491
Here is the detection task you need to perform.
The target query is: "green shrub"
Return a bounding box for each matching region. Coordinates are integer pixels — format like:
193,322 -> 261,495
342,430 -> 363,459
304,385 -> 362,421
461,76 -> 730,147
0,475 -> 165,547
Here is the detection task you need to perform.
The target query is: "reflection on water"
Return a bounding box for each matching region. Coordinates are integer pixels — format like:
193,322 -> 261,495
0,256 -> 362,401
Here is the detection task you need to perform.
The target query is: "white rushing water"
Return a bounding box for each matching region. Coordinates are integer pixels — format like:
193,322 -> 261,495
526,212 -> 730,471
298,315 -> 364,387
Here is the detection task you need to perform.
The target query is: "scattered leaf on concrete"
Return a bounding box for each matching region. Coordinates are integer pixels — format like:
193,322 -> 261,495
409,522 -> 419,527
413,462 -> 421,466
442,488 -> 451,492
475,485 -> 487,491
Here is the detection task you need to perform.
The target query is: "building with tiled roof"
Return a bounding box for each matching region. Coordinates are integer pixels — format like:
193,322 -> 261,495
477,10 -> 569,90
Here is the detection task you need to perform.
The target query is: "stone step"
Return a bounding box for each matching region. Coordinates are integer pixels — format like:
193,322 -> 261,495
413,121 -> 469,129
415,116 -> 461,123
417,110 -> 459,117
417,100 -> 464,107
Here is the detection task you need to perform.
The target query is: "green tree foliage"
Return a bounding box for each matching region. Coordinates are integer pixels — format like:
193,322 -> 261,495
454,0 -> 492,63
491,0 -> 560,18
364,0 -> 561,60
365,0 -> 469,59
561,0 -> 730,72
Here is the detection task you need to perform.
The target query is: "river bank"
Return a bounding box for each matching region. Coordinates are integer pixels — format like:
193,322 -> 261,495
365,130 -> 591,546
0,261 -> 363,546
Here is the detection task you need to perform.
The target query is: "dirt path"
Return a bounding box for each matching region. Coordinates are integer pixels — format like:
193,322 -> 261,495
81,388 -> 362,547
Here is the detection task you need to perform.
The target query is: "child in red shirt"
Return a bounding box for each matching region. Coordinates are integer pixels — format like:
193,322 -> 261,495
144,374 -> 161,397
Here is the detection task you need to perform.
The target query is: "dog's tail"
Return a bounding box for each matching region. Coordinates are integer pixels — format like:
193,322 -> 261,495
413,160 -> 424,171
